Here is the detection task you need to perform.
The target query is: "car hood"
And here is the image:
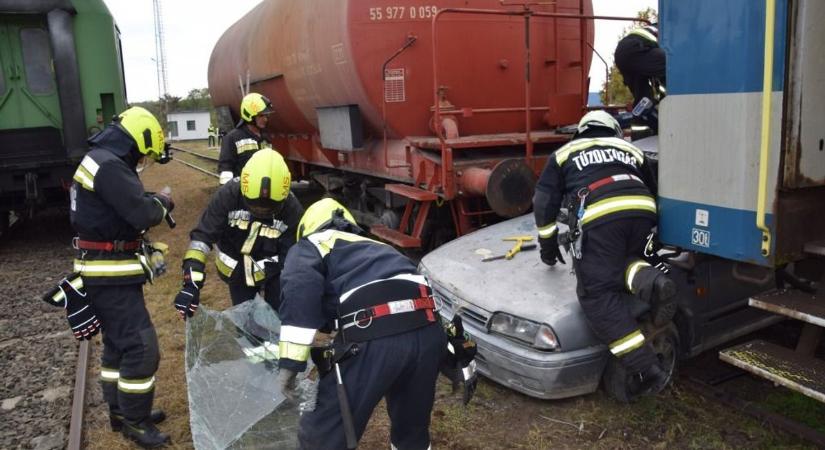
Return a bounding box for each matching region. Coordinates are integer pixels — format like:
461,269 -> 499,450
420,214 -> 600,350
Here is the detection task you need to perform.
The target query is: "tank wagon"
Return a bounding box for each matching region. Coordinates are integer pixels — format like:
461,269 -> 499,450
0,0 -> 127,229
209,0 -> 605,249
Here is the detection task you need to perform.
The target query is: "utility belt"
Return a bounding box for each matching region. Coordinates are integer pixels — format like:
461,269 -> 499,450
73,237 -> 142,252
334,274 -> 438,344
72,237 -> 167,283
560,174 -> 646,260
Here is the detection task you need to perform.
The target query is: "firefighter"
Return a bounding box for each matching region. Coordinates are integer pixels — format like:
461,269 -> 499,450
614,24 -> 666,137
64,107 -> 173,447
218,92 -> 274,185
532,111 -> 676,398
173,149 -> 303,318
208,123 -> 218,148
614,23 -> 665,107
277,198 -> 446,450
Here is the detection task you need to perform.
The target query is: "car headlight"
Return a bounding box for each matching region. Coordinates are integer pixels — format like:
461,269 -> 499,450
488,312 -> 559,351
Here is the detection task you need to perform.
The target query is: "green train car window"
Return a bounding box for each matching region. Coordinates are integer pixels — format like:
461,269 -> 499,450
20,28 -> 54,95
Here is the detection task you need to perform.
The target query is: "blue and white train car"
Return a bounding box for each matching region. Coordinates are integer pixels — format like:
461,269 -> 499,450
657,0 -> 825,267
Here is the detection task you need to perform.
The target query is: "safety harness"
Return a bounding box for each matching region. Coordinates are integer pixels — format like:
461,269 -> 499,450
339,288 -> 436,332
335,274 -> 438,343
560,173 -> 650,260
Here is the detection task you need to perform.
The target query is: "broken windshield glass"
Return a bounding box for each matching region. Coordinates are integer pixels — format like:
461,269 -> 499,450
185,298 -> 316,449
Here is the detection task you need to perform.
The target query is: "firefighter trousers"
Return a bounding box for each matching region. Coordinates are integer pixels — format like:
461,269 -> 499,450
574,217 -> 658,374
614,43 -> 666,106
227,274 -> 281,310
298,322 -> 447,450
87,283 -> 160,421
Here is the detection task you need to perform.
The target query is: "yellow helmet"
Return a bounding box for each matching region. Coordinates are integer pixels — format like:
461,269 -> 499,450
117,106 -> 169,162
240,149 -> 291,217
240,93 -> 274,122
297,198 -> 357,240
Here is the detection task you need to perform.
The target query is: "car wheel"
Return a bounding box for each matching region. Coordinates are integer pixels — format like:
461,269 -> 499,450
602,322 -> 679,403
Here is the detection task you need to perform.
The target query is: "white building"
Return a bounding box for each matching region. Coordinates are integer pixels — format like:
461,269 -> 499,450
167,110 -> 211,141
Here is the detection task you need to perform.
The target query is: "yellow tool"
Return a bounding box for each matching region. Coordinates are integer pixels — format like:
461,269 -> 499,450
483,235 -> 536,262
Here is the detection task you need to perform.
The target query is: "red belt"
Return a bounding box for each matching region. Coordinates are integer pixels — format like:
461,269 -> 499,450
587,173 -> 643,192
74,238 -> 142,252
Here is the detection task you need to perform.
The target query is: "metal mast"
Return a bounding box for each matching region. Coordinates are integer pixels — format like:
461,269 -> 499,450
152,0 -> 169,98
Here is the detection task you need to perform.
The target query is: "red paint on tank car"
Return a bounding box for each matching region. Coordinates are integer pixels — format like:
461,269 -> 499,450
209,0 -> 601,248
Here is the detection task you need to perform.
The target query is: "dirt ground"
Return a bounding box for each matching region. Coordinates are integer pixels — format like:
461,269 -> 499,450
4,140 -> 817,449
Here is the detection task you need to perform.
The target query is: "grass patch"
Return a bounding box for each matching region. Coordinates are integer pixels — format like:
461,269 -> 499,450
762,390 -> 825,434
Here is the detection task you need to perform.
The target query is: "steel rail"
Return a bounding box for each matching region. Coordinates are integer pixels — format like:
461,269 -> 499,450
170,145 -> 219,162
67,340 -> 89,450
173,157 -> 218,178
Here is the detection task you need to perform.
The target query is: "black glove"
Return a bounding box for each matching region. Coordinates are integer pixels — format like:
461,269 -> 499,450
440,315 -> 478,405
173,285 -> 199,319
539,236 -> 566,266
42,275 -> 101,341
173,261 -> 204,320
66,298 -> 102,341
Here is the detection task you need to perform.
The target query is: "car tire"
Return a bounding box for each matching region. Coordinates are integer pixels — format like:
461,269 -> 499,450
602,322 -> 679,403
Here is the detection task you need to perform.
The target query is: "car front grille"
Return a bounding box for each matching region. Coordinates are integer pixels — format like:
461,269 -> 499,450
431,283 -> 490,329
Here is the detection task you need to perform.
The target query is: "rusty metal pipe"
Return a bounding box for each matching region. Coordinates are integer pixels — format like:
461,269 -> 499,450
460,167 -> 492,197
457,159 -> 537,217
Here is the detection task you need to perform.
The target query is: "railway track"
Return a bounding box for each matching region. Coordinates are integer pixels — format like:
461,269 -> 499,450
170,146 -> 219,178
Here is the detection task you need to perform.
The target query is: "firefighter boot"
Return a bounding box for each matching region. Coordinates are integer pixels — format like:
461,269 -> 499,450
632,266 -> 677,326
121,418 -> 171,448
110,407 -> 166,431
631,363 -> 669,397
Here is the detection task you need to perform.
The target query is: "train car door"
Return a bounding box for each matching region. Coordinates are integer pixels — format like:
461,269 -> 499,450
0,15 -> 63,165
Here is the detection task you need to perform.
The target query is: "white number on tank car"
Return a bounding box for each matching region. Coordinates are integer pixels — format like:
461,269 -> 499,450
369,6 -> 438,21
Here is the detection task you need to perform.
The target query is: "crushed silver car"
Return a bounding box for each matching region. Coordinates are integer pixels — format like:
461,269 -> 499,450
419,214 -> 779,401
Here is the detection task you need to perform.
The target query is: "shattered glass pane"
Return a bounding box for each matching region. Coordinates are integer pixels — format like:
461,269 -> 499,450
186,298 -> 316,449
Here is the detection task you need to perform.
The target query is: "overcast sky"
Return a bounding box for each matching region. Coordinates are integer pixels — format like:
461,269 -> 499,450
105,0 -> 656,103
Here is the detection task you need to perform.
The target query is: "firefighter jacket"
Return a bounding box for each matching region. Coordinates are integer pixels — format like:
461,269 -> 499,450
533,134 -> 657,241
617,25 -> 659,51
184,180 -> 303,287
277,225 -> 432,373
217,126 -> 270,176
70,127 -> 166,286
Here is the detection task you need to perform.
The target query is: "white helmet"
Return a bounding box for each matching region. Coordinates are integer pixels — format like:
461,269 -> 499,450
576,111 -> 623,138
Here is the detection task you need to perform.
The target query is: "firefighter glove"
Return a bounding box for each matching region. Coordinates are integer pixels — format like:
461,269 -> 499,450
66,300 -> 102,341
173,285 -> 200,320
42,275 -> 102,341
440,316 -> 479,405
278,368 -> 299,402
539,237 -> 566,266
148,242 -> 169,277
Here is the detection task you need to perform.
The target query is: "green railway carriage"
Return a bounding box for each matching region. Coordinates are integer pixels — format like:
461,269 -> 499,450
0,0 -> 127,225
